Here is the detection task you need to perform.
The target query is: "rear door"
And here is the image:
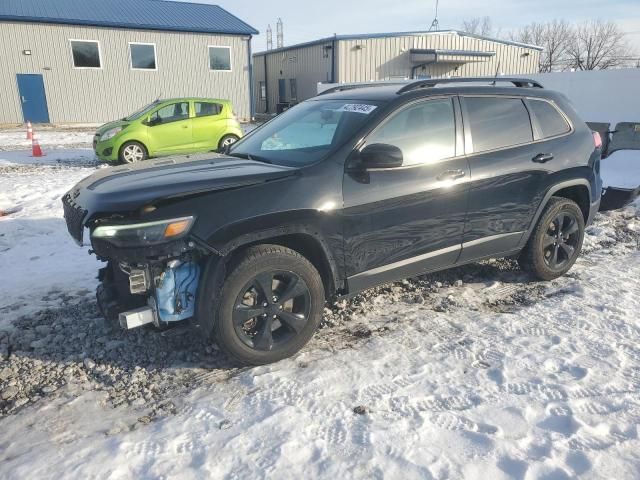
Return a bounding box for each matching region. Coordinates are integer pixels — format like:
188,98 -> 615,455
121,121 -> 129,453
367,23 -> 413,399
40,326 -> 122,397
343,97 -> 470,291
146,101 -> 192,154
191,101 -> 226,150
459,96 -> 568,261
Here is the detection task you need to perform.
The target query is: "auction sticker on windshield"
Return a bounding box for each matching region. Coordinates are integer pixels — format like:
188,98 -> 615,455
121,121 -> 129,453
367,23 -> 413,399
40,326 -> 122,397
338,104 -> 378,114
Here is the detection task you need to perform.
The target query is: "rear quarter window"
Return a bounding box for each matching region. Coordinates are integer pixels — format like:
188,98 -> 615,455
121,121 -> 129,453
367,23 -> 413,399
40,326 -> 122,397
528,99 -> 571,138
465,97 -> 533,153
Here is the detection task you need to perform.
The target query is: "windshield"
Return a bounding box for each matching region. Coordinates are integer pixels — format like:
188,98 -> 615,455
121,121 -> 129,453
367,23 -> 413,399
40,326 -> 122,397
125,101 -> 161,121
230,99 -> 382,166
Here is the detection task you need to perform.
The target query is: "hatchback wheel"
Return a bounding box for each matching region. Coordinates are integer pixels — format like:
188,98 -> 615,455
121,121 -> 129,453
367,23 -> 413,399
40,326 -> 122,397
518,197 -> 585,281
119,141 -> 147,163
208,245 -> 325,365
218,134 -> 239,152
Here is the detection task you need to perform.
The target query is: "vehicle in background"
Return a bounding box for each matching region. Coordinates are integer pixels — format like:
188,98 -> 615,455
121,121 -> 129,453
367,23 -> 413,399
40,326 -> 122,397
587,121 -> 640,211
93,98 -> 243,163
64,78 -> 614,366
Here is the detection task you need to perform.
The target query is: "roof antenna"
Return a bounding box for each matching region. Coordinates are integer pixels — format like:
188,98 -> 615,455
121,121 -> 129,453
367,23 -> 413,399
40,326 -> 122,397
491,61 -> 501,85
429,0 -> 440,31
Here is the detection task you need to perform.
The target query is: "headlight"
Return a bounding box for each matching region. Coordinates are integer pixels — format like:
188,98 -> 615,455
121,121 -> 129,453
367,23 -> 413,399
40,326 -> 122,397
100,126 -> 124,141
92,216 -> 195,247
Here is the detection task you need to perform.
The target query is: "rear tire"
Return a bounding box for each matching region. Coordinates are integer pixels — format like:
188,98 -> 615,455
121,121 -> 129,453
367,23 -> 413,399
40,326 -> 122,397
518,197 -> 585,281
119,141 -> 147,163
205,245 -> 325,366
218,134 -> 239,152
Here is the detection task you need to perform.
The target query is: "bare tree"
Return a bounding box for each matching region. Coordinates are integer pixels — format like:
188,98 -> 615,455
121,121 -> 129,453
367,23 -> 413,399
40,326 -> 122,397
510,20 -> 572,72
462,17 -> 493,37
567,20 -> 630,70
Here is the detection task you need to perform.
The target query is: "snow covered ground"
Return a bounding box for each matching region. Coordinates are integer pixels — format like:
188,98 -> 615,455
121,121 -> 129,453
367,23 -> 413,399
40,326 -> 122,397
1,127 -> 640,479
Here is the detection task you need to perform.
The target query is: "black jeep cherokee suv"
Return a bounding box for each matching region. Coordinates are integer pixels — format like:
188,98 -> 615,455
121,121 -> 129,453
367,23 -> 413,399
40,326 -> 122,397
63,78 -> 602,365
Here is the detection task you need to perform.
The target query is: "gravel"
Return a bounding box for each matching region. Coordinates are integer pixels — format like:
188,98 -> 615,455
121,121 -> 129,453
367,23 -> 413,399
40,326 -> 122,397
0,205 -> 637,418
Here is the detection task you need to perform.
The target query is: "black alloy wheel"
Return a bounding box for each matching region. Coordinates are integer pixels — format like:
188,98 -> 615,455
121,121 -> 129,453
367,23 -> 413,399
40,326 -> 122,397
542,211 -> 581,270
233,271 -> 311,351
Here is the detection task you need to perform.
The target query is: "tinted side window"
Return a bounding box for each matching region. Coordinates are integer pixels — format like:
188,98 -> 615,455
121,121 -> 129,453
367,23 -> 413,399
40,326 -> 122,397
195,102 -> 222,117
465,97 -> 533,153
149,102 -> 189,125
528,99 -> 571,138
367,99 -> 456,166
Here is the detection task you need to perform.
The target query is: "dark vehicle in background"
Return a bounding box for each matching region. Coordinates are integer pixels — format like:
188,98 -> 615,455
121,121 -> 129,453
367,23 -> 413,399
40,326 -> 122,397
63,78 -> 615,365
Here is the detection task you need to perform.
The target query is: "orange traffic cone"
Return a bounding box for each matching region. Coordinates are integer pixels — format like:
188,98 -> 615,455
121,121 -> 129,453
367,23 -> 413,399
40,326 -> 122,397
26,121 -> 33,140
31,133 -> 44,157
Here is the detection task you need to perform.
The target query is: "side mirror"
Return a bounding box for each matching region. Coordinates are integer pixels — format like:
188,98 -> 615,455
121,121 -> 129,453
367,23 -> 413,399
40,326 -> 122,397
359,143 -> 403,169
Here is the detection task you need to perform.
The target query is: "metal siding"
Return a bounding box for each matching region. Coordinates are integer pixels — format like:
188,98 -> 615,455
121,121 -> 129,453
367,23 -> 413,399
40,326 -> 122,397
337,32 -> 539,82
0,0 -> 258,36
254,42 -> 333,114
0,21 -> 252,123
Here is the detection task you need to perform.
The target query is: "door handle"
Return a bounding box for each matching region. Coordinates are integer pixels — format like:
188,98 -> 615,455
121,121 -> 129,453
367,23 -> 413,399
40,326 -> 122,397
437,169 -> 466,182
532,153 -> 554,163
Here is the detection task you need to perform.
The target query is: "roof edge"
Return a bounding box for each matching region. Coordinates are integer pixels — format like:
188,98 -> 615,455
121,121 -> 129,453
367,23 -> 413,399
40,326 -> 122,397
253,29 -> 543,56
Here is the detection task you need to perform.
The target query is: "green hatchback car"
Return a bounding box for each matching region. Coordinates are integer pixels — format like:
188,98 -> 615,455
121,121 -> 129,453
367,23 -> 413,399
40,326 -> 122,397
93,98 -> 243,163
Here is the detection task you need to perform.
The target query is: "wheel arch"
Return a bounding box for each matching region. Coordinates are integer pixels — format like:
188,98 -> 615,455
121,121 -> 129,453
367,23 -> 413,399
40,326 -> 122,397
519,179 -> 591,249
220,230 -> 341,300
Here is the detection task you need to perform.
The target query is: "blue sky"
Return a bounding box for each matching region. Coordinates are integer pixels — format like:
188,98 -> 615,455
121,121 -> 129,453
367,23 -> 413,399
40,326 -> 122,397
207,0 -> 640,53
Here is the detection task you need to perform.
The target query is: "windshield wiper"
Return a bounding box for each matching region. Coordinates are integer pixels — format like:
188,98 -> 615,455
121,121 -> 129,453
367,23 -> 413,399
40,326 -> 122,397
227,152 -> 272,164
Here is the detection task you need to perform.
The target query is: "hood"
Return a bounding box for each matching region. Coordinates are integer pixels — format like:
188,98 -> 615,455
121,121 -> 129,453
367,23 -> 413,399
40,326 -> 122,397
96,120 -> 130,135
67,153 -> 298,219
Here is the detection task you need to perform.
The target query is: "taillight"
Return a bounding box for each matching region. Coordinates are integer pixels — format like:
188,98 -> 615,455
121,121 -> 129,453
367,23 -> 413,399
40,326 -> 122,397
593,131 -> 603,149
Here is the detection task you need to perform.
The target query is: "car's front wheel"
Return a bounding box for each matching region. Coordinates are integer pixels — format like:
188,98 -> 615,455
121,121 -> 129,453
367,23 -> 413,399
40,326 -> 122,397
119,141 -> 147,163
207,245 -> 325,366
518,197 -> 585,281
218,134 -> 239,152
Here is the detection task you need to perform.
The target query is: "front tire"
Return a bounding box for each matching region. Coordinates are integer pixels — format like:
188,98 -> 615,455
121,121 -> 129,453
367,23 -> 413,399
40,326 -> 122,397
119,141 -> 147,163
206,245 -> 325,366
518,197 -> 585,281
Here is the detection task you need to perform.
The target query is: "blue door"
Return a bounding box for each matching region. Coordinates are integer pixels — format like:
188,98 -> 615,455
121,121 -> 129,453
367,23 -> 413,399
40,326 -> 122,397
278,79 -> 286,104
16,74 -> 50,123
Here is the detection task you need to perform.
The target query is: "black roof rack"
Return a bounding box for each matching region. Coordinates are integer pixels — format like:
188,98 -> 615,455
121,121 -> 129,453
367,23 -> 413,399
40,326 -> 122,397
317,82 -> 408,96
317,77 -> 544,98
396,77 -> 544,94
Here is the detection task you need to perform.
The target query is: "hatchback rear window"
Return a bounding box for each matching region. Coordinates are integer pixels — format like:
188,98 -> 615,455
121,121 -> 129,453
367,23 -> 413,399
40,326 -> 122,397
465,97 -> 533,153
528,99 -> 571,138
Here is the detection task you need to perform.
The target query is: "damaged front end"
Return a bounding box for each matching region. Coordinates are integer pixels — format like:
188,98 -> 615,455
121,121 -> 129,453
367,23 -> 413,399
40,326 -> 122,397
116,259 -> 201,330
65,206 -> 207,331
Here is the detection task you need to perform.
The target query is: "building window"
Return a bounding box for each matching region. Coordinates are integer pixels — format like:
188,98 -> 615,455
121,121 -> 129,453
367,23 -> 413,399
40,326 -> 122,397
259,82 -> 267,101
70,40 -> 101,68
209,46 -> 232,71
289,79 -> 298,102
194,102 -> 222,117
129,43 -> 157,70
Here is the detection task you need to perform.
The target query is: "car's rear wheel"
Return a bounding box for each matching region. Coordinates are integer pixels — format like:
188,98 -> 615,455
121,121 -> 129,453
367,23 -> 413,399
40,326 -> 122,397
208,245 -> 325,365
518,197 -> 585,281
218,134 -> 239,152
119,141 -> 147,163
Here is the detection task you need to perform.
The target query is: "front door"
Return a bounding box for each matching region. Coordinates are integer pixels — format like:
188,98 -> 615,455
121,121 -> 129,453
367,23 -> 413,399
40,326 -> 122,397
146,101 -> 192,154
16,74 -> 50,123
278,79 -> 286,104
342,97 -> 469,292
